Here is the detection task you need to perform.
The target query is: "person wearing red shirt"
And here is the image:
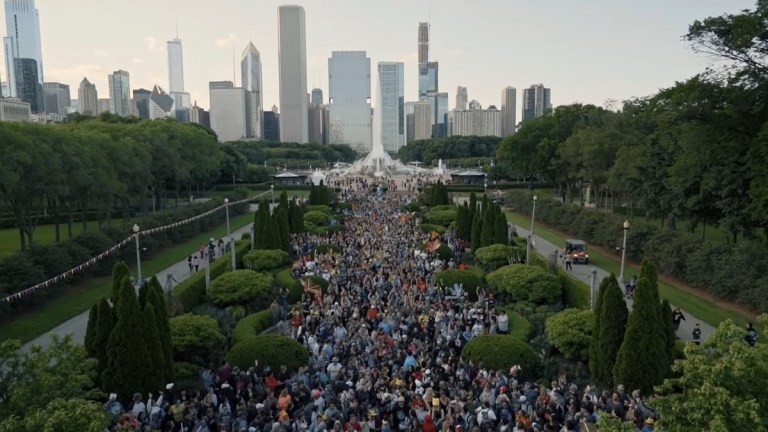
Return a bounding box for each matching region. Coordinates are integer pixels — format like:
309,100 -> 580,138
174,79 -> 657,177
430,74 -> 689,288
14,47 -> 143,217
422,414 -> 437,432
345,414 -> 362,432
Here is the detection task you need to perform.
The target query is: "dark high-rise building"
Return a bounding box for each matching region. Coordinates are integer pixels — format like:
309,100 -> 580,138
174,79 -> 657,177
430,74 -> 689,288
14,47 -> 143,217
43,82 -> 70,115
311,88 -> 323,106
132,88 -> 151,119
264,108 -> 280,142
522,84 -> 552,122
14,57 -> 42,112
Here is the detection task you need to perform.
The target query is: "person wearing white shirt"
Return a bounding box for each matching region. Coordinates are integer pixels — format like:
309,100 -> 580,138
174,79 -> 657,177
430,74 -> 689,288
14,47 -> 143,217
497,311 -> 509,335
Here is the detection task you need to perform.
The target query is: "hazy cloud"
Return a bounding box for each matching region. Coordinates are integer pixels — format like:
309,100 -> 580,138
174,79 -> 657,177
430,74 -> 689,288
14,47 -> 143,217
214,33 -> 239,48
92,50 -> 109,57
132,58 -> 145,64
143,36 -> 164,53
45,64 -> 106,83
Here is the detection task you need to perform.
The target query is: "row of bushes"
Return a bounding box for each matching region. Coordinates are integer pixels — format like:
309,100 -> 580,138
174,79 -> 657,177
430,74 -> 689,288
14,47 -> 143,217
173,240 -> 251,312
0,191 -> 253,316
506,190 -> 768,312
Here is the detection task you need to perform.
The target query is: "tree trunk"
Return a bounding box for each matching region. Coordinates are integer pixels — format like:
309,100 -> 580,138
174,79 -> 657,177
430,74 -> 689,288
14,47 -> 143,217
67,212 -> 73,239
18,224 -> 26,250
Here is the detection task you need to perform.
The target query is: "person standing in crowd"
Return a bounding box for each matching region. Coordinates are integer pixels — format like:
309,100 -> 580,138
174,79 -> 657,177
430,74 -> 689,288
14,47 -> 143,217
692,323 -> 702,345
672,307 -> 685,332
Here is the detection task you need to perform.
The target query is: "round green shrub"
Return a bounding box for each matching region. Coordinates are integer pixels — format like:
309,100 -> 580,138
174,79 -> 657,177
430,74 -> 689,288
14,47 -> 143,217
426,209 -> 458,227
315,244 -> 342,254
434,268 -> 485,301
544,308 -> 594,362
243,249 -> 291,271
435,244 -> 453,260
306,205 -> 331,214
418,223 -> 446,234
207,270 -> 273,306
170,314 -> 225,362
173,361 -> 200,380
304,210 -> 330,226
461,335 -> 539,373
231,310 -> 273,345
487,264 -> 562,305
475,244 -> 526,271
227,334 -> 310,373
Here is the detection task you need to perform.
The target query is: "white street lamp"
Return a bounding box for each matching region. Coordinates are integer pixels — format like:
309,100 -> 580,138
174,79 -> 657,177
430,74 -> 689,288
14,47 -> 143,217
133,224 -> 142,285
619,220 -> 630,285
271,184 -> 275,205
526,194 -> 538,265
530,194 -> 538,235
224,198 -> 236,271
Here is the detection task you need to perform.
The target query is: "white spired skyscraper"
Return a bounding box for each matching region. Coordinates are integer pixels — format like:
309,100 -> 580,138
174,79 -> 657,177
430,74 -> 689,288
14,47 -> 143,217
167,37 -> 191,111
377,62 -> 405,154
4,0 -> 44,97
329,51 -> 372,153
241,42 -> 263,139
277,5 -> 308,143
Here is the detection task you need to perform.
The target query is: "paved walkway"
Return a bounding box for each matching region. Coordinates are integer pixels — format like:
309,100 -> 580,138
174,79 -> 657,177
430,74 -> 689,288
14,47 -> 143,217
513,224 -> 714,342
22,212 -> 259,353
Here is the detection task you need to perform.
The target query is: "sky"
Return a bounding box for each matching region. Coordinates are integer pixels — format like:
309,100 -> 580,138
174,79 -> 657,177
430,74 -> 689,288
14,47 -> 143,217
4,0 -> 757,112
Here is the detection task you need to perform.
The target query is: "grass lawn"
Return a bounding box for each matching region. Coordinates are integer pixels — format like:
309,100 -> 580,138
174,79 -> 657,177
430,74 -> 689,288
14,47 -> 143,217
505,210 -> 750,329
0,223 -> 90,259
0,212 -> 254,344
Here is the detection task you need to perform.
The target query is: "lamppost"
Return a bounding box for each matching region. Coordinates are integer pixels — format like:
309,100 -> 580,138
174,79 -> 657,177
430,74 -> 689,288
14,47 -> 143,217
484,181 -> 488,196
133,224 -> 142,285
619,220 -> 630,285
530,194 -> 538,235
271,184 -> 275,205
224,198 -> 236,271
526,195 -> 538,264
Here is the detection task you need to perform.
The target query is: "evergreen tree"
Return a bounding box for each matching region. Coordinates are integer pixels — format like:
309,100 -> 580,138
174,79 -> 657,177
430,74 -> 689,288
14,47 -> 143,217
456,205 -> 467,240
104,277 -> 152,400
660,299 -> 676,372
614,260 -> 668,394
94,298 -> 114,383
309,185 -> 317,205
111,261 -> 130,303
293,201 -> 305,233
146,276 -> 173,381
471,207 -> 483,251
468,193 -> 477,223
261,213 -> 281,250
138,281 -> 148,309
481,202 -> 496,247
275,206 -> 291,252
279,191 -> 289,210
493,206 -> 508,245
462,202 -> 473,240
141,303 -> 165,393
255,199 -> 270,248
84,303 -> 99,359
590,275 -> 628,388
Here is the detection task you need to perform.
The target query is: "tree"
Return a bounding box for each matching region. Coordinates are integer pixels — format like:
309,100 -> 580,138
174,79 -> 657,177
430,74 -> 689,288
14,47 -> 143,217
661,299 -> 677,369
207,270 -> 273,307
544,308 -> 594,362
254,199 -> 270,248
590,275 -> 628,388
145,277 -> 173,382
653,319 -> 768,431
0,398 -> 110,432
141,304 -> 165,393
494,205 -> 508,245
0,334 -> 100,419
93,298 -> 113,379
110,261 -> 130,304
613,260 -> 669,394
480,202 -> 496,247
170,314 -> 225,366
471,205 -> 483,252
103,277 -> 152,400
84,303 -> 98,359
275,206 -> 291,252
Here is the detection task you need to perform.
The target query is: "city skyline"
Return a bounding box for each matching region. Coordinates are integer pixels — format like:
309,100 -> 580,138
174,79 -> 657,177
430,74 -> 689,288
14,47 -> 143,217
0,0 -> 756,119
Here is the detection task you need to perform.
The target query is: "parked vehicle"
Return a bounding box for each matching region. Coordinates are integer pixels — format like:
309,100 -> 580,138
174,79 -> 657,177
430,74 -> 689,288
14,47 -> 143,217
564,239 -> 589,264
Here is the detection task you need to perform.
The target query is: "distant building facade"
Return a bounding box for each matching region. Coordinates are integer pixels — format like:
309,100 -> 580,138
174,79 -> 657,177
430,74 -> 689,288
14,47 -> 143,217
377,62 -> 405,154
0,97 -> 31,121
209,80 -> 246,142
500,86 -> 517,136
522,84 -> 551,122
449,101 -> 502,137
456,86 -> 468,111
108,70 -> 131,116
264,107 -> 280,142
328,51 -> 372,153
242,42 -> 263,139
78,77 -> 98,116
43,82 -> 70,115
190,101 -> 210,129
277,5 -> 308,143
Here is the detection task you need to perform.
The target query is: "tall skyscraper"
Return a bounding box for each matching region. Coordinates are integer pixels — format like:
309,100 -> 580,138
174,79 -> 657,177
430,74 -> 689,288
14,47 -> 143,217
241,42 -> 263,139
449,102 -> 502,137
43,82 -> 70,115
149,85 -> 175,119
190,101 -> 210,129
456,86 -> 468,111
13,57 -> 41,112
500,86 -> 517,136
522,84 -> 551,122
209,81 -> 246,142
412,101 -> 432,142
78,77 -> 98,116
277,5 -> 308,143
311,88 -> 323,106
167,37 -> 191,112
328,51 -> 372,153
377,62 -> 405,154
108,70 -> 131,116
132,88 -> 151,119
264,106 -> 280,142
4,0 -> 44,97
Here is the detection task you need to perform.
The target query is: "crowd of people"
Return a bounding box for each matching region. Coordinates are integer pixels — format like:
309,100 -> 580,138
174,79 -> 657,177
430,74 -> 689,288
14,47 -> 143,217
107,181 -> 661,432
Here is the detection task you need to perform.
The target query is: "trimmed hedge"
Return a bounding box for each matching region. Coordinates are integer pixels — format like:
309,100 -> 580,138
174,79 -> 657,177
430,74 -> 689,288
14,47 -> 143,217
506,190 -> 768,313
559,270 -> 590,309
276,267 -> 330,304
434,268 -> 485,301
544,308 -> 594,362
304,211 -> 330,226
169,314 -> 225,366
461,335 -> 539,373
425,208 -> 457,227
487,264 -> 562,305
242,249 -> 291,271
505,309 -> 533,342
207,270 -> 273,307
475,244 -> 526,271
306,205 -> 331,214
227,334 -> 310,373
418,224 -> 446,234
173,240 -> 251,312
231,309 -> 273,345
315,244 -> 342,254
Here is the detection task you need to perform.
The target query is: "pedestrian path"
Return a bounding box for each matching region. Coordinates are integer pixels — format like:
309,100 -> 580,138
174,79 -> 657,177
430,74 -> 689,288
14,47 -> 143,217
514,225 -> 714,342
21,222 -> 255,353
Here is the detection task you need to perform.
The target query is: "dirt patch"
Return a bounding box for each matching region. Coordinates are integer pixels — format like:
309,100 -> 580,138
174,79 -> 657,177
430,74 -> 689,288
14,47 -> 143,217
524,215 -> 760,321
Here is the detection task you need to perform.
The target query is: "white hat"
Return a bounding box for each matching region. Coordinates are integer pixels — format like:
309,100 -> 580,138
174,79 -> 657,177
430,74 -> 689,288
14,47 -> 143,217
222,383 -> 230,389
165,383 -> 174,390
415,380 -> 423,387
256,403 -> 265,409
519,396 -> 526,403
424,369 -> 431,375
